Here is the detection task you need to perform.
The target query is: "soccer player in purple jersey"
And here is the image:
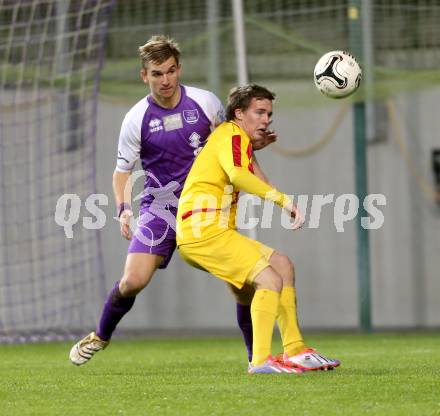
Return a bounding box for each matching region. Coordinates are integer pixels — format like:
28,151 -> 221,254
69,35 -> 268,365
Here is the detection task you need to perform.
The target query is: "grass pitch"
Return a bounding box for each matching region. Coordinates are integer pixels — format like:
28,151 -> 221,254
0,333 -> 439,416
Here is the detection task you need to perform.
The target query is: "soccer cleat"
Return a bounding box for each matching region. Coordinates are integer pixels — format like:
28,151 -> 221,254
69,331 -> 109,366
248,356 -> 304,374
279,348 -> 341,371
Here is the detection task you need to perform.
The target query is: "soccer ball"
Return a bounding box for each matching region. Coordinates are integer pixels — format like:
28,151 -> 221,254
314,50 -> 362,99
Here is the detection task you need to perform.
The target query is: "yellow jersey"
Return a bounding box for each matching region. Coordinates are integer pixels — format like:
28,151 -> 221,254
176,121 -> 291,244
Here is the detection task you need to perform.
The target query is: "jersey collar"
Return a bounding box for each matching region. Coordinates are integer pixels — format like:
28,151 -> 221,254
147,84 -> 185,110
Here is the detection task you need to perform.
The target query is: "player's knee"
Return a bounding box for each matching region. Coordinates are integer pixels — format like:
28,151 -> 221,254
268,273 -> 283,292
254,268 -> 283,293
119,272 -> 151,296
272,253 -> 295,286
282,255 -> 295,286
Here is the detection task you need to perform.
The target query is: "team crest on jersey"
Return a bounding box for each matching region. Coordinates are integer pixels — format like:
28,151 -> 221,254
183,109 -> 199,124
188,132 -> 201,148
163,113 -> 183,131
149,118 -> 163,133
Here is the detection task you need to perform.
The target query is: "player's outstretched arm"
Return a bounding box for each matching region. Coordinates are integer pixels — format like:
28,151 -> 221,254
218,133 -> 304,230
228,166 -> 304,230
253,147 -> 304,229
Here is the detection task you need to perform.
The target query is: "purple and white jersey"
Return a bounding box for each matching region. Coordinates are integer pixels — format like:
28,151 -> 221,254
115,85 -> 225,209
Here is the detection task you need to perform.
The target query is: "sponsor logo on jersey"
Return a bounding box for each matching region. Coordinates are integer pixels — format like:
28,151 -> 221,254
163,113 -> 183,131
188,132 -> 201,148
149,118 -> 163,133
183,109 -> 199,124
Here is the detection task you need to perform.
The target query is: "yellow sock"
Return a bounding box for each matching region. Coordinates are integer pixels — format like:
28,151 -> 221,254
277,287 -> 306,356
250,289 -> 280,366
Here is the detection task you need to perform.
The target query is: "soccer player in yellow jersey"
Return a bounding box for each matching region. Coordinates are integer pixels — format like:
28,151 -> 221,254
176,84 -> 340,374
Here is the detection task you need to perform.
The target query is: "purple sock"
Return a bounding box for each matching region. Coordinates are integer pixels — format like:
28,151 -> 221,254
236,303 -> 253,362
96,281 -> 136,341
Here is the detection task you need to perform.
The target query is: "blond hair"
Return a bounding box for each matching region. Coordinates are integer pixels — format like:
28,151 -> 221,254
138,35 -> 181,69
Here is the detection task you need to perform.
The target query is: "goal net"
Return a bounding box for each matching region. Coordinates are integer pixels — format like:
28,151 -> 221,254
0,0 -> 115,342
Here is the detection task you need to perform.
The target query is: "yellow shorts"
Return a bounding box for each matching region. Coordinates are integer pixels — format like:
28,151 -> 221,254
177,229 -> 274,289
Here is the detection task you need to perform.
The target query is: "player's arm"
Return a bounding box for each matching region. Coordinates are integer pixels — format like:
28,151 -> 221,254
250,156 -> 303,226
114,112 -> 141,240
219,136 -> 304,229
113,170 -> 133,240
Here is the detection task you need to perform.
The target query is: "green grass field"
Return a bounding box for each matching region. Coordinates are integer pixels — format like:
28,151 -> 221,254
0,333 -> 439,416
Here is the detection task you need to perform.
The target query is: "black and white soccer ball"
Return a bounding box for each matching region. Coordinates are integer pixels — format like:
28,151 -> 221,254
314,50 -> 362,99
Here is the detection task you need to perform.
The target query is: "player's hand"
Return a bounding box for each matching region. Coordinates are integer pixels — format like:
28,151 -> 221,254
119,209 -> 133,240
252,129 -> 278,151
286,202 -> 305,230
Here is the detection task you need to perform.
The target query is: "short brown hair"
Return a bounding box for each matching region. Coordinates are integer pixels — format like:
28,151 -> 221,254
138,35 -> 181,69
225,84 -> 275,121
